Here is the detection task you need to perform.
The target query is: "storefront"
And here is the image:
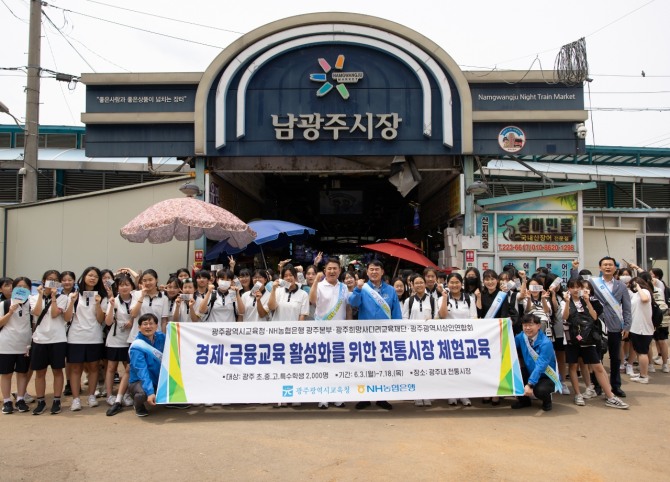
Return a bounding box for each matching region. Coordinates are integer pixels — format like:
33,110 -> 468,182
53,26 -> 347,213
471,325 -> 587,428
80,12 -> 589,266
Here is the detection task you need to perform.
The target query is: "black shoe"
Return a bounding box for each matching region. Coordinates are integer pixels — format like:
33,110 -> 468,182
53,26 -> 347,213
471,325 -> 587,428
106,402 -> 123,416
135,404 -> 149,417
113,372 -> 121,384
355,401 -> 371,410
63,383 -> 72,397
481,398 -> 492,404
375,401 -> 393,410
541,400 -> 552,411
32,400 -> 47,415
511,399 -> 532,410
15,399 -> 29,413
50,400 -> 61,415
2,401 -> 13,414
491,400 -> 501,406
612,388 -> 626,398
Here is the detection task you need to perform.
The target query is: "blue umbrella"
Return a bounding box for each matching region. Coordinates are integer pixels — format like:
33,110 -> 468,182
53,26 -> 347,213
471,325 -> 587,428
206,220 -> 317,266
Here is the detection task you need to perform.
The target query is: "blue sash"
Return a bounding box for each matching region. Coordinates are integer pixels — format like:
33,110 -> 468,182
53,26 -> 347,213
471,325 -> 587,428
316,282 -> 347,321
523,334 -> 561,392
130,338 -> 163,362
592,277 -> 624,328
362,283 -> 391,319
484,290 -> 507,319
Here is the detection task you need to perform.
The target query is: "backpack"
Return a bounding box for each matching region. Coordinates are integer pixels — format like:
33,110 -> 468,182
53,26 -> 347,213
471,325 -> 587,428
650,297 -> 664,329
408,295 -> 435,319
652,286 -> 670,328
568,298 -> 601,347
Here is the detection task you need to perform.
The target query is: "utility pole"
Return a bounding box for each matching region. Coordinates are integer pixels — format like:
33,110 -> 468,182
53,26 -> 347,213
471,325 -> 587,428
22,0 -> 42,203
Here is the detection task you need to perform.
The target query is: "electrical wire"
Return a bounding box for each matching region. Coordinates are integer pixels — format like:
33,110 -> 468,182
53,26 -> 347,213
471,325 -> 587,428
86,0 -> 244,35
42,9 -> 97,72
554,37 -> 589,85
44,2 -> 226,50
42,18 -> 77,124
1,0 -> 27,22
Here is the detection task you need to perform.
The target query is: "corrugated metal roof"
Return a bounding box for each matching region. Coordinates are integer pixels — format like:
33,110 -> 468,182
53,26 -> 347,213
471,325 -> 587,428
0,148 -> 185,172
482,159 -> 670,184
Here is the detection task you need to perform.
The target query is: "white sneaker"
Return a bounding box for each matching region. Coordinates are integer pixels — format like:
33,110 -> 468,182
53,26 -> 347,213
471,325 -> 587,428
291,402 -> 301,407
414,400 -> 424,407
88,395 -> 99,407
630,375 -> 649,384
122,394 -> 134,407
70,398 -> 82,411
662,364 -> 669,373
574,394 -> 585,406
23,393 -> 35,404
648,364 -> 656,373
605,396 -> 629,409
561,383 -> 570,395
106,395 -> 116,407
460,398 -> 472,406
317,402 -> 329,409
583,386 -> 598,399
447,398 -> 458,406
204,403 -> 214,407
423,399 -> 432,407
625,364 -> 635,376
653,355 -> 662,365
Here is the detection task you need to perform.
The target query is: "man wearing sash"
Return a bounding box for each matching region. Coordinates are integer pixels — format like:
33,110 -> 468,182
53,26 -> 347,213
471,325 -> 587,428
309,260 -> 350,409
127,313 -> 165,417
513,313 -> 559,411
349,260 -> 401,410
590,257 -> 632,398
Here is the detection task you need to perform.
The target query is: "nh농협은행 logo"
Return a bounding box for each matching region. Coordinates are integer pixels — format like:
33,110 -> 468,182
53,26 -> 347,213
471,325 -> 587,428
309,55 -> 364,100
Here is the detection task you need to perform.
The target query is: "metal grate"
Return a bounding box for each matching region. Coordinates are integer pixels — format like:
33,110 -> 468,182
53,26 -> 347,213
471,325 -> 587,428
639,184 -> 670,209
0,133 -> 10,148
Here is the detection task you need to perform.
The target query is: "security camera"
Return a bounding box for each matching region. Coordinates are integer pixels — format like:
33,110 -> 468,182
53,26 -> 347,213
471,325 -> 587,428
574,123 -> 587,139
17,167 -> 27,176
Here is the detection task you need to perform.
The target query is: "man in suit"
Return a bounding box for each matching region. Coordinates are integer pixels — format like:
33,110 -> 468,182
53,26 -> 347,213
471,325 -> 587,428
590,257 -> 632,398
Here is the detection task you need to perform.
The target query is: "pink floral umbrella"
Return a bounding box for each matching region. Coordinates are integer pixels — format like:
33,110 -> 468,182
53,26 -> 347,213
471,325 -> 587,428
120,197 -> 256,248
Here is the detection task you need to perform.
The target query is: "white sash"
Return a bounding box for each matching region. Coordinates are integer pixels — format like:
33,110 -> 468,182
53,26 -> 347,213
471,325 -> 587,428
130,338 -> 163,362
362,283 -> 391,319
592,277 -> 624,327
523,334 -> 561,392
316,282 -> 347,321
484,290 -> 507,319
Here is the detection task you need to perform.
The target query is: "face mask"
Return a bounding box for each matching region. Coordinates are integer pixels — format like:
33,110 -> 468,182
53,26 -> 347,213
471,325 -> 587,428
465,278 -> 479,290
619,275 -> 631,284
218,280 -> 231,290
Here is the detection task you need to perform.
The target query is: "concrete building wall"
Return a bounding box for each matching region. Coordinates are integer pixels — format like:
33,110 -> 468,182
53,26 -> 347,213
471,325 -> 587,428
3,177 -> 194,283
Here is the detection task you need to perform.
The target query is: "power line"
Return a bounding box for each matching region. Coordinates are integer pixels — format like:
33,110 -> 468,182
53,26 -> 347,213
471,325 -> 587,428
42,9 -> 96,72
42,18 -> 77,124
86,0 -> 245,35
44,2 -> 226,50
587,107 -> 670,112
1,0 -> 27,22
588,91 -> 670,94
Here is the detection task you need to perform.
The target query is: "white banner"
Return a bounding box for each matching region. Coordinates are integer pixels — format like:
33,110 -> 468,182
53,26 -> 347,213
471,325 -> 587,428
156,319 -> 524,404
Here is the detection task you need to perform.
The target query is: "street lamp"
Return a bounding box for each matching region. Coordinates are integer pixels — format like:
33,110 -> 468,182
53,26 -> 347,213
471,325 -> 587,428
0,101 -> 22,128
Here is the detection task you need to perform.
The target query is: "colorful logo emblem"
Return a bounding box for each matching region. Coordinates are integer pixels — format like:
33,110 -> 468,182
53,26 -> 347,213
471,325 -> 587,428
498,126 -> 526,153
309,55 -> 364,100
357,385 -> 366,394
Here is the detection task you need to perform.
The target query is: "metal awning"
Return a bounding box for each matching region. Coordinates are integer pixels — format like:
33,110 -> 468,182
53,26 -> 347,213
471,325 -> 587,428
502,145 -> 670,168
482,159 -> 670,184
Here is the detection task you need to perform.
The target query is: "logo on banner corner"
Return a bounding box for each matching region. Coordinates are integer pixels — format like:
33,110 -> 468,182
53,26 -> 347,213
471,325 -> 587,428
357,385 -> 366,394
282,385 -> 294,397
309,54 -> 364,100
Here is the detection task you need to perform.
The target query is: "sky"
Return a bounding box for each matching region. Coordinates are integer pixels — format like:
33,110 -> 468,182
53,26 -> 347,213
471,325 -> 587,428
1,0 -> 669,148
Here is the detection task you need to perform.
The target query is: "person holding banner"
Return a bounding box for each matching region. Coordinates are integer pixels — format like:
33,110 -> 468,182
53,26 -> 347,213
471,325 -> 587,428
309,259 -> 350,409
127,313 -> 165,417
590,257 -> 632,398
349,260 -> 401,410
475,269 -> 511,405
513,313 -> 560,411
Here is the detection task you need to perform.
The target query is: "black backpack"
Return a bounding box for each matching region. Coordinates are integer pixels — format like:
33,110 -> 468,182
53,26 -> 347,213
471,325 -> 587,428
407,295 -> 435,319
651,298 -> 664,328
568,298 -> 601,346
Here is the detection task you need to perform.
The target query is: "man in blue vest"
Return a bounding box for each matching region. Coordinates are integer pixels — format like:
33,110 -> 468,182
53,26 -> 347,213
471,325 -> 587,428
513,313 -> 558,411
127,313 -> 165,417
348,260 -> 401,410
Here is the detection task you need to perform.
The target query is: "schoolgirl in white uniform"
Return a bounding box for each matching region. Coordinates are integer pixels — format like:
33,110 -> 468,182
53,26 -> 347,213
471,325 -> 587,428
29,270 -> 69,415
0,277 -> 33,414
269,265 -> 309,321
437,272 -> 475,407
64,266 -> 109,411
173,278 -> 199,323
197,269 -> 244,322
239,269 -> 272,322
128,269 -> 171,340
101,273 -> 137,415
